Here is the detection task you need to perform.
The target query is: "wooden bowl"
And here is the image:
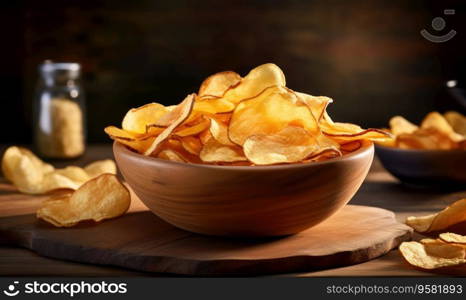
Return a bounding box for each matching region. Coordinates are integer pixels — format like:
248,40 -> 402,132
376,144 -> 466,187
113,141 -> 374,237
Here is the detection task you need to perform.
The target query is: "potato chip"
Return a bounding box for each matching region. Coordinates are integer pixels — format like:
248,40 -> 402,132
295,92 -> 333,122
54,166 -> 90,184
229,86 -> 318,145
406,198 -> 466,233
144,94 -> 195,156
420,238 -> 466,259
193,98 -> 236,114
178,136 -> 203,155
444,111 -> 466,137
2,146 -> 53,184
399,241 -> 466,269
198,71 -> 241,99
439,233 -> 466,244
174,116 -> 210,137
223,63 -> 286,104
158,149 -> 187,163
209,117 -> 235,146
122,103 -> 169,134
2,146 -> 118,194
243,126 -> 322,165
389,116 -> 418,136
406,214 -> 436,232
421,111 -> 463,143
200,138 -> 247,163
84,159 -> 117,178
37,174 -> 130,227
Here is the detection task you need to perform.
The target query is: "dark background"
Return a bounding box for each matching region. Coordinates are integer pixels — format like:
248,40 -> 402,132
2,0 -> 466,143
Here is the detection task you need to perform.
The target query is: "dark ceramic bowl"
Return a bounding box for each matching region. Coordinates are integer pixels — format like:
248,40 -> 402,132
375,144 -> 466,187
114,141 -> 374,237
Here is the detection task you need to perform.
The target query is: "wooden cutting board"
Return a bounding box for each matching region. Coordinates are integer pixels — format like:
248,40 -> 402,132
0,183 -> 412,276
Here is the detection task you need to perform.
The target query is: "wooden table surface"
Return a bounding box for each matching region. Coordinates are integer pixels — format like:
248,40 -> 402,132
1,144 -> 465,277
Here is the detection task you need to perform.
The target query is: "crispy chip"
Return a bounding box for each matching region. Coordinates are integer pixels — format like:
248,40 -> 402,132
84,160 -> 117,178
406,198 -> 466,233
209,117 -> 235,146
198,71 -> 241,98
144,94 -> 195,156
37,174 -> 130,227
420,238 -> 466,259
2,146 -> 117,194
399,241 -> 466,269
421,111 -> 463,143
229,86 -> 318,145
389,116 -> 419,136
243,126 -> 321,165
200,138 -> 247,163
223,63 -> 286,104
174,116 -> 210,137
444,111 -> 466,137
122,103 -> 169,134
295,92 -> 333,122
439,233 -> 466,244
178,136 -> 203,155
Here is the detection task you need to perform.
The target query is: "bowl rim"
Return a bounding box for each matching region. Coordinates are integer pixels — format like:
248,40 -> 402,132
375,143 -> 466,154
114,140 -> 374,171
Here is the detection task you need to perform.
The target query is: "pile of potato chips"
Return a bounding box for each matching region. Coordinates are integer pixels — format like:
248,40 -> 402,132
382,111 -> 466,150
1,146 -> 131,227
1,146 -> 116,194
105,63 -> 391,165
401,198 -> 466,271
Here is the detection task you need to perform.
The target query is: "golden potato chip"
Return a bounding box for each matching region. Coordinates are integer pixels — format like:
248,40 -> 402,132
37,174 -> 130,227
122,102 -> 169,134
295,92 -> 333,122
54,166 -> 90,184
444,111 -> 466,137
105,126 -> 157,153
421,111 -> 463,142
161,139 -> 203,163
198,71 -> 241,99
200,138 -> 247,163
439,233 -> 466,244
2,146 -> 54,183
84,159 -> 117,178
406,214 -> 436,232
174,116 -> 210,137
243,126 -> 323,165
157,149 -> 187,163
223,63 -> 286,104
406,198 -> 466,233
193,98 -> 236,114
144,94 -> 195,156
399,241 -> 466,269
229,86 -> 318,145
178,136 -> 203,155
209,117 -> 235,146
420,238 -> 466,259
389,116 -> 418,136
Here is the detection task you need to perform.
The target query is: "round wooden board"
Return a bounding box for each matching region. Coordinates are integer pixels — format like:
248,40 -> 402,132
0,205 -> 412,275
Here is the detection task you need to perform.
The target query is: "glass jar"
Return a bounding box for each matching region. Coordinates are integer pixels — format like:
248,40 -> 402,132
33,61 -> 86,159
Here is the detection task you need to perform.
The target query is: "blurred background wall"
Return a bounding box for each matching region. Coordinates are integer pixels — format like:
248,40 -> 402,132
2,0 -> 465,143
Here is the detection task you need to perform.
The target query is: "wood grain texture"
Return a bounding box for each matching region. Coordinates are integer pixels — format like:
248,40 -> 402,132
0,202 -> 412,276
114,141 -> 374,236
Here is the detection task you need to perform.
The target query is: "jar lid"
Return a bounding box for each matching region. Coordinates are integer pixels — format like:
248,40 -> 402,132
39,60 -> 81,81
